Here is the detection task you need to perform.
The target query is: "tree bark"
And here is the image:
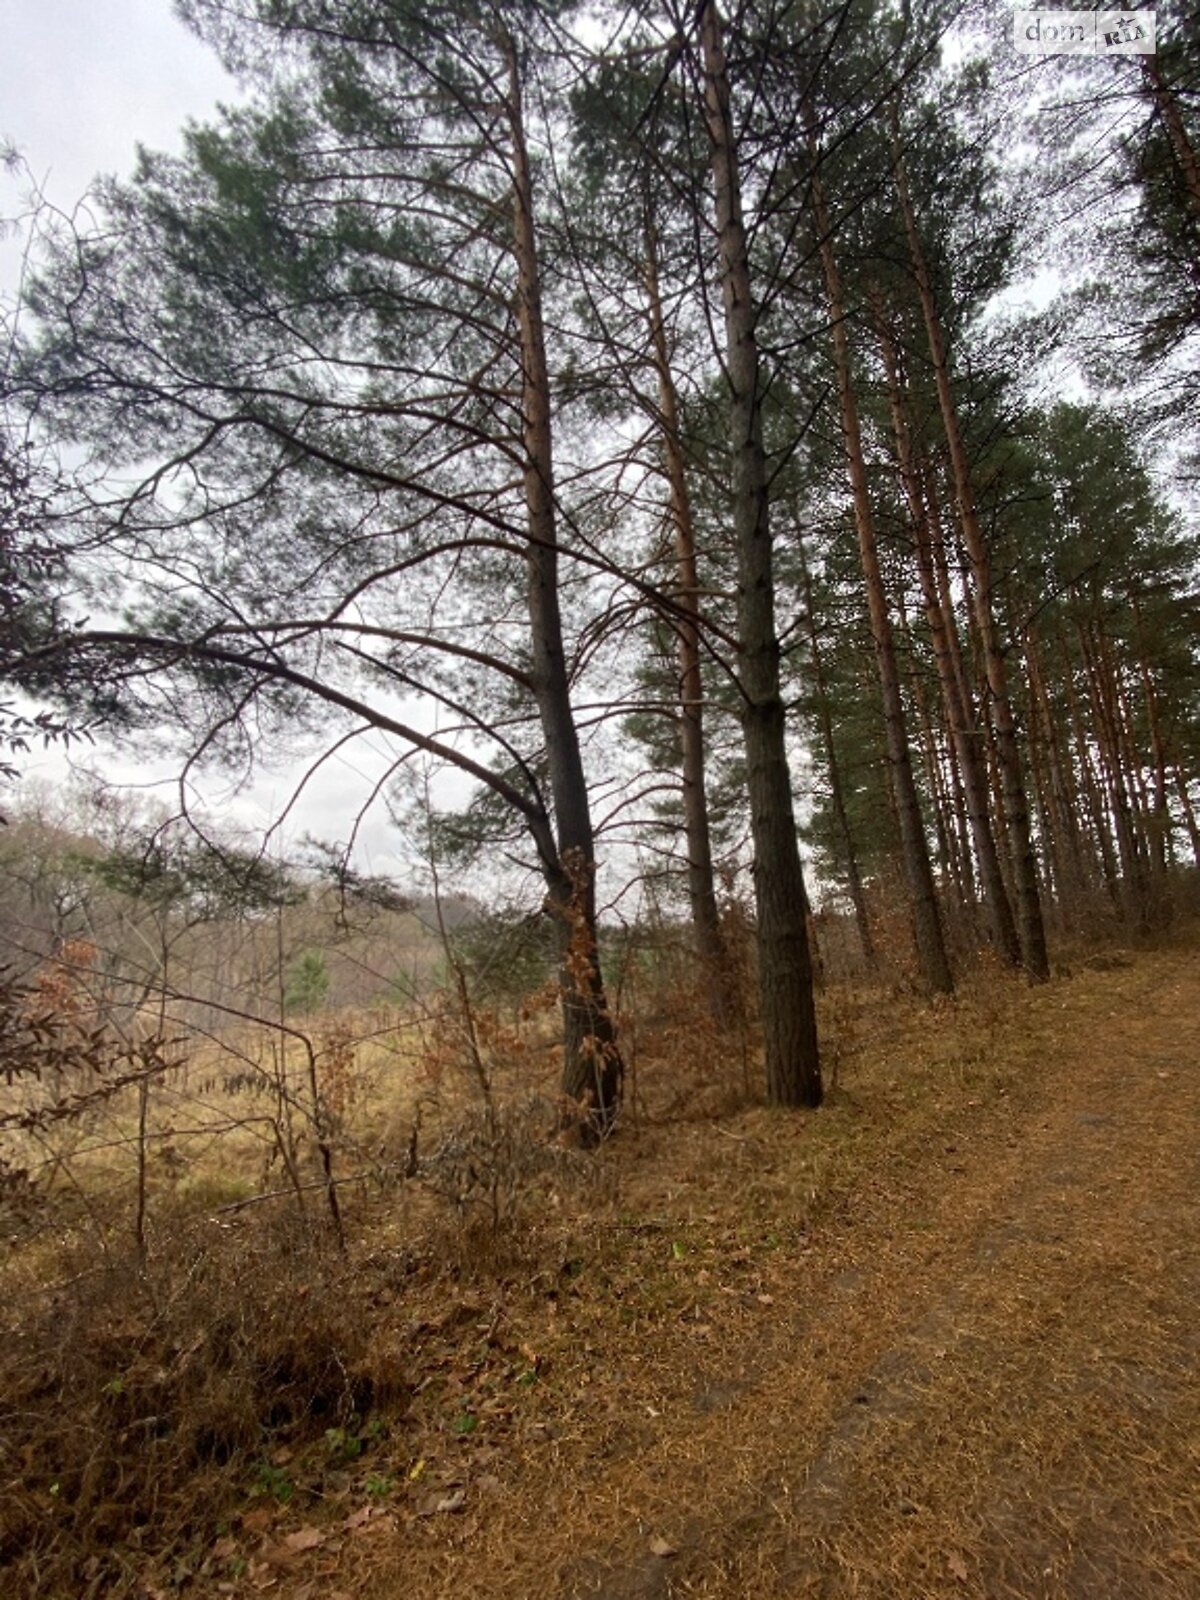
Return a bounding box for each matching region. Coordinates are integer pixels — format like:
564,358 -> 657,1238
643,203 -> 731,1009
1132,596 -> 1172,873
875,302 -> 1020,967
699,0 -> 821,1107
1025,622 -> 1089,903
1101,629 -> 1153,861
1141,55 -> 1200,220
892,105 -> 1048,981
1023,675 -> 1060,910
809,156 -> 952,993
800,549 -> 877,968
943,711 -> 978,912
1063,636 -> 1120,903
1077,617 -> 1143,894
901,601 -> 961,899
505,33 -> 622,1136
1173,764 -> 1200,869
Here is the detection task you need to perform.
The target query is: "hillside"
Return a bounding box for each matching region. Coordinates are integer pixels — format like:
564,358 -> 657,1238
4,932 -> 1197,1598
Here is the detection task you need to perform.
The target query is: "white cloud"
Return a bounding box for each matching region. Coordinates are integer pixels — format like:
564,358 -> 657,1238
2,0 -> 235,292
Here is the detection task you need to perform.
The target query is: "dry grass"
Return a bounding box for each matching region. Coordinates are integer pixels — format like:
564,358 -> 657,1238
2,930 -> 1199,1598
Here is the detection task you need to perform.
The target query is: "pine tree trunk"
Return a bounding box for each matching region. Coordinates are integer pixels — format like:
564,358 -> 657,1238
1141,55 -> 1200,219
1025,622 -> 1089,902
979,699 -> 1013,887
643,206 -> 731,1008
1132,597 -> 1172,873
700,0 -> 821,1106
943,715 -> 978,911
800,552 -> 877,967
810,159 -> 952,993
1105,630 -> 1156,874
876,304 -> 1020,966
505,34 -> 622,1136
892,108 -> 1048,980
1063,637 -> 1120,903
1078,617 -> 1144,899
1174,765 -> 1200,868
1024,685 -> 1060,910
901,600 -> 961,900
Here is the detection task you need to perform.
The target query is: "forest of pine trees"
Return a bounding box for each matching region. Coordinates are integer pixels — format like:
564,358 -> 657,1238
2,0 -> 1198,1125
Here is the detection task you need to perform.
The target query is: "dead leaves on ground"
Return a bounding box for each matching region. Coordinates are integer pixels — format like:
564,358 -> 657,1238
207,1504 -> 403,1594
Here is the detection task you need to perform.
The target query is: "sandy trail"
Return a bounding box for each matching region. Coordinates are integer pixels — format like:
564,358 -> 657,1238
362,945 -> 1200,1600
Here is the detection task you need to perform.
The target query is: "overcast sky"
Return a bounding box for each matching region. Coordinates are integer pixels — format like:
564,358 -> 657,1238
3,1 -> 231,201
0,2 -> 1111,886
0,4 -> 442,876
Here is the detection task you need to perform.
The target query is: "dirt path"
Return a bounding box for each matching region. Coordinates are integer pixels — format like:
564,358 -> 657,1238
360,945 -> 1200,1600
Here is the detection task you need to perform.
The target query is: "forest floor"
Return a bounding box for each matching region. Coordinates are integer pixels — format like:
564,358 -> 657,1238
353,937 -> 1200,1600
6,933 -> 1200,1599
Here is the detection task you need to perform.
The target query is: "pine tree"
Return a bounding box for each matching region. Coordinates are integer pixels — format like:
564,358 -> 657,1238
14,0 -> 628,1132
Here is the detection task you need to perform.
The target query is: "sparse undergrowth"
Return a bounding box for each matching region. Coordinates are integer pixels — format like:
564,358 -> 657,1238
1,929 -> 1198,1598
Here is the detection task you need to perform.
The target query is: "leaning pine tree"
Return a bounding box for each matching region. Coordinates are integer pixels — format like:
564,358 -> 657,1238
12,0 -> 624,1134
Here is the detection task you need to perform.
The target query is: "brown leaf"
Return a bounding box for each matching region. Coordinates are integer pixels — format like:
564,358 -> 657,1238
348,1510 -> 398,1538
344,1506 -> 396,1537
436,1489 -> 468,1514
649,1535 -> 677,1559
948,1552 -> 968,1582
282,1527 -> 326,1553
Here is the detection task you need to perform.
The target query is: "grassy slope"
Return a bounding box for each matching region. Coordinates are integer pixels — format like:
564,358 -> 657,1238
4,935 -> 1198,1598
355,939 -> 1200,1600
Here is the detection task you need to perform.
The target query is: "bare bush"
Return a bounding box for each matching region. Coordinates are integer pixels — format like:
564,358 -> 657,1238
0,1215 -> 396,1599
420,1094 -> 612,1230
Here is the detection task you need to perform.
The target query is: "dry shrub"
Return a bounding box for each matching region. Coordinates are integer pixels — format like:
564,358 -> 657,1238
398,981 -> 614,1258
809,905 -> 866,985
0,1214 -> 395,1599
607,908 -> 759,1124
315,1016 -> 361,1124
865,903 -> 923,992
0,949 -> 615,1598
420,1093 -> 614,1237
1047,869 -> 1200,967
